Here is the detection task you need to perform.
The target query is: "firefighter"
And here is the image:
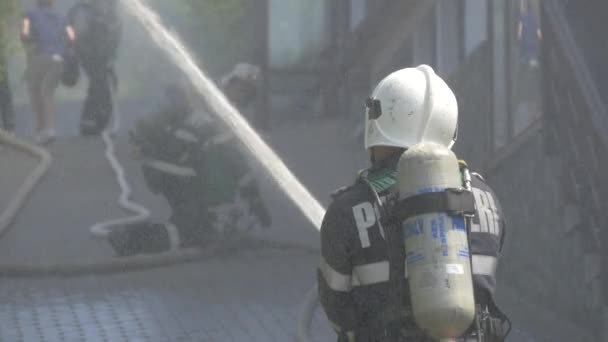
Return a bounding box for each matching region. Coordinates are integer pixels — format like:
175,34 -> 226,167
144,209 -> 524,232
108,64 -> 270,256
68,0 -> 121,136
318,65 -> 508,341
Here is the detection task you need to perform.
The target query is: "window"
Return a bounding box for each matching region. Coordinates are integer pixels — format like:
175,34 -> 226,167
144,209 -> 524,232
350,0 -> 367,31
510,0 -> 542,136
464,0 -> 488,57
269,0 -> 329,68
435,0 -> 461,77
492,0 -> 508,149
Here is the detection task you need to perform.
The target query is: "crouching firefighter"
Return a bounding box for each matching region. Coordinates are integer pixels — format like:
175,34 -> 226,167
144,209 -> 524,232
108,67 -> 270,256
317,65 -> 510,341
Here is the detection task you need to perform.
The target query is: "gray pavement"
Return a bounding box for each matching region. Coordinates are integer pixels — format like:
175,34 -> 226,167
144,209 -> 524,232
0,146 -> 37,213
0,138 -> 120,263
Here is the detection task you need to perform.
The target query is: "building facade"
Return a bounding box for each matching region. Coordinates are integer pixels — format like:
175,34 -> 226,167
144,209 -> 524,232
265,0 -> 607,339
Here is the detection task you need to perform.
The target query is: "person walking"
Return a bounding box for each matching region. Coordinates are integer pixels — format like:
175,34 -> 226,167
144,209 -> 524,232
68,0 -> 121,136
21,0 -> 75,144
318,65 -> 509,341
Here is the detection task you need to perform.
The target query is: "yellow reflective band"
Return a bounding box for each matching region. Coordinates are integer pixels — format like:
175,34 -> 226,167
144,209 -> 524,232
352,261 -> 389,286
202,133 -> 234,150
144,159 -> 197,177
472,255 -> 498,276
352,261 -> 409,285
328,320 -> 356,342
321,258 -> 411,291
173,128 -> 199,143
319,257 -> 352,292
329,320 -> 342,332
323,254 -> 495,294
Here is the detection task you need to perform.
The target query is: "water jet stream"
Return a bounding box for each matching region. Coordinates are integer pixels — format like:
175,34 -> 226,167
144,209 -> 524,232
120,3 -> 325,341
121,0 -> 326,230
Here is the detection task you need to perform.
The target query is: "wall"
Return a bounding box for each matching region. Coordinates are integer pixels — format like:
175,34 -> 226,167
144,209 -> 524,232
467,2 -> 606,338
541,15 -> 608,336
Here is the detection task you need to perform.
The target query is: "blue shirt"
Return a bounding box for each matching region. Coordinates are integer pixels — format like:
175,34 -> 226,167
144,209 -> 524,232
26,6 -> 68,56
520,12 -> 539,47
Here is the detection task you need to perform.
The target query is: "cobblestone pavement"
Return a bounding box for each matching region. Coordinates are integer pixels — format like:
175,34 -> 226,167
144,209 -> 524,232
0,247 -> 332,342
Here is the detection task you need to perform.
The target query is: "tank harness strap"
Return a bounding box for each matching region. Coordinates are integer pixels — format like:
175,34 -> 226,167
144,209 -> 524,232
391,188 -> 476,222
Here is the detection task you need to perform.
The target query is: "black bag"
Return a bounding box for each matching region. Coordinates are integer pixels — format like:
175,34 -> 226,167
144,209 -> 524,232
61,48 -> 80,87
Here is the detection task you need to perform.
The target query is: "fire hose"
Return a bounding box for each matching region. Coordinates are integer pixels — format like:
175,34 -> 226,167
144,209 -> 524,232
0,129 -> 52,239
89,81 -> 151,239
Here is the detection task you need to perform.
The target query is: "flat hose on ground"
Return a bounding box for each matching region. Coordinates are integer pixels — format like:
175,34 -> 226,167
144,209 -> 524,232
0,235 -> 318,277
89,84 -> 151,238
0,129 -> 52,238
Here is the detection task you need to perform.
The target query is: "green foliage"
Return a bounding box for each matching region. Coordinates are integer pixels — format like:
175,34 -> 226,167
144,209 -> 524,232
0,0 -> 18,23
0,0 -> 19,78
0,0 -> 18,47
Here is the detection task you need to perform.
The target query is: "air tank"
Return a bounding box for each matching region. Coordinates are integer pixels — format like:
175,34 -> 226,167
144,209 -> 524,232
398,142 -> 475,339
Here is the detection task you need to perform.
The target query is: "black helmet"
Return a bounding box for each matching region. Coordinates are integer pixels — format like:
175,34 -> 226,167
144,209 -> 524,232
220,64 -> 261,108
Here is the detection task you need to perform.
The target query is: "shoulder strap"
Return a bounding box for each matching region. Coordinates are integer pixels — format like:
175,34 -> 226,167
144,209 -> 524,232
392,188 -> 476,222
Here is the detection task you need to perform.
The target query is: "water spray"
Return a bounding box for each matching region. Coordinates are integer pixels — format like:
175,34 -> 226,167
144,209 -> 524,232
117,3 -> 327,340
118,2 -> 331,341
120,0 -> 326,230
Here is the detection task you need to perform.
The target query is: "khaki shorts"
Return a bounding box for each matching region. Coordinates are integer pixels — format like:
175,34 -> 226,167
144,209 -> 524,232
26,53 -> 63,132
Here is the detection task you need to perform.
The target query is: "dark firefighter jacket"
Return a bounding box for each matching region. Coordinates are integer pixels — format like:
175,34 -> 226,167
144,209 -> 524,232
131,108 -> 247,208
317,157 -> 506,340
68,2 -> 121,65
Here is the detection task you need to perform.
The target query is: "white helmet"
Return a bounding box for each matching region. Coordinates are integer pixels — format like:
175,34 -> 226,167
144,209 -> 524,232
364,65 -> 458,150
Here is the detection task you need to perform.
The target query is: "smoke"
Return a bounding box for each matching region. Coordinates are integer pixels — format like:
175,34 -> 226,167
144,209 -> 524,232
269,0 -> 328,68
120,0 -> 326,229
